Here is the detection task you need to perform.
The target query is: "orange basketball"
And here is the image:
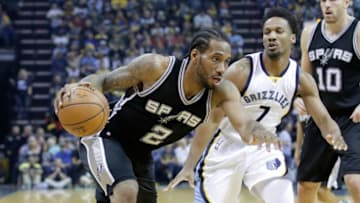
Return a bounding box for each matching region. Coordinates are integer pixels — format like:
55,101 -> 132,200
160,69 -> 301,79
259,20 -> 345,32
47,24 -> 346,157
56,86 -> 110,137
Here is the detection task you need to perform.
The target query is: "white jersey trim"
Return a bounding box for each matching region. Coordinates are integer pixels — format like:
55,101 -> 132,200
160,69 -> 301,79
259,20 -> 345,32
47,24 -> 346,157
321,18 -> 355,43
108,92 -> 137,120
80,137 -> 115,196
178,57 -> 205,105
353,22 -> 360,60
203,90 -> 212,123
137,56 -> 176,97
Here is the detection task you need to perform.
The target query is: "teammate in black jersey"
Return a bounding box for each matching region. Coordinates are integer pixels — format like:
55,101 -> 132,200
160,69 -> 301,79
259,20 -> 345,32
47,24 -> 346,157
296,0 -> 360,202
55,29 -> 280,203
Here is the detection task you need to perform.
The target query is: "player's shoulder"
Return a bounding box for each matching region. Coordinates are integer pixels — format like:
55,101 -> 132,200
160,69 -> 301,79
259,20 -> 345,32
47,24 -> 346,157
212,79 -> 239,103
132,53 -> 171,69
301,20 -> 319,38
224,56 -> 252,91
297,68 -> 317,95
228,56 -> 252,74
128,54 -> 173,80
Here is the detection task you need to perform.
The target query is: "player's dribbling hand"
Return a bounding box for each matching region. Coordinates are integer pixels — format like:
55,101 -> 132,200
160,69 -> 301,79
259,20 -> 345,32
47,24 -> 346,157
54,82 -> 93,114
350,104 -> 360,123
249,130 -> 282,152
294,97 -> 307,115
163,167 -> 195,191
324,134 -> 348,151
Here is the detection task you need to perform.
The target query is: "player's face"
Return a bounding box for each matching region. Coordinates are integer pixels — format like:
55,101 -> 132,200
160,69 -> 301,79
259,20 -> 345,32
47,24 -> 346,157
263,17 -> 295,59
320,0 -> 349,23
195,39 -> 231,88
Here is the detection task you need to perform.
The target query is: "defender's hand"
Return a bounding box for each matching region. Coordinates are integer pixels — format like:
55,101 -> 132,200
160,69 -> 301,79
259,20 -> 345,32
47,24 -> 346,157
324,134 -> 348,151
350,104 -> 360,123
249,130 -> 282,151
294,97 -> 307,115
54,82 -> 93,114
163,167 -> 195,191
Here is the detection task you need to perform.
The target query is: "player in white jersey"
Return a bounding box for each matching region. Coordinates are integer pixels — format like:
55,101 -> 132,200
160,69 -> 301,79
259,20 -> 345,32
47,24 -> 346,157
165,7 -> 347,203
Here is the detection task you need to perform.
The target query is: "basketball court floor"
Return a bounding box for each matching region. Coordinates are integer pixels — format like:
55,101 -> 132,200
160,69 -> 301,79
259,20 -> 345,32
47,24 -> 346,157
0,185 -> 352,203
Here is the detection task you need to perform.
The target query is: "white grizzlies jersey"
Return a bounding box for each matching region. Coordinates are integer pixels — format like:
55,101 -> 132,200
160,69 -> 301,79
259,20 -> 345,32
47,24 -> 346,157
219,52 -> 299,140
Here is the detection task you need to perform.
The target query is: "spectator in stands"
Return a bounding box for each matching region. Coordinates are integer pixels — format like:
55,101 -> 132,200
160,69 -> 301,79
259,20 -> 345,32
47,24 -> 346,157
80,44 -> 98,75
174,137 -> 191,166
193,9 -> 213,29
110,52 -> 122,69
67,148 -> 86,186
229,29 -> 244,61
278,122 -> 294,169
44,158 -> 72,189
18,153 -> 43,189
15,69 -> 32,119
50,74 -> 65,101
52,43 -> 68,60
155,145 -> 181,184
54,137 -> 72,168
46,3 -> 63,20
0,4 -> 15,47
51,52 -> 67,77
219,0 -> 231,21
18,135 -> 42,164
34,127 -> 47,147
4,125 -> 23,183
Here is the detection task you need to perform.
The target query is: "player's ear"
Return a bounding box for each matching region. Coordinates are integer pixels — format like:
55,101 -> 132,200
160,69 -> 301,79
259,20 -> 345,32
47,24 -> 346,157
190,49 -> 199,60
290,34 -> 296,44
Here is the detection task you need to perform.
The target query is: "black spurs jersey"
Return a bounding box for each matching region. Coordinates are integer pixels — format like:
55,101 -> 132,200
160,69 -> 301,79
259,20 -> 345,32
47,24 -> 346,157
102,56 -> 212,151
307,19 -> 360,112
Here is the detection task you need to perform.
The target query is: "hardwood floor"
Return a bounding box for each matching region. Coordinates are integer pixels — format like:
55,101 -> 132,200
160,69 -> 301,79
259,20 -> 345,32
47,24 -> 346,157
0,187 -> 352,203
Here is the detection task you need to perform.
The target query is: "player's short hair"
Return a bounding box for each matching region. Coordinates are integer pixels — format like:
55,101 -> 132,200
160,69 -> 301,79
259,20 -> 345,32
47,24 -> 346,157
187,28 -> 230,58
262,7 -> 299,36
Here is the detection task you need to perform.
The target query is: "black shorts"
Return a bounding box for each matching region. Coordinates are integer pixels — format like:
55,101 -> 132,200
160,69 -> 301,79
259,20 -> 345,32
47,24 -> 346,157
79,136 -> 156,203
297,114 -> 360,182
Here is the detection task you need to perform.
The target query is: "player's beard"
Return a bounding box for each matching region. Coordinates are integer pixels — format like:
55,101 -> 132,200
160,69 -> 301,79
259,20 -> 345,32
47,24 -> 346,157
196,58 -> 212,89
266,49 -> 281,59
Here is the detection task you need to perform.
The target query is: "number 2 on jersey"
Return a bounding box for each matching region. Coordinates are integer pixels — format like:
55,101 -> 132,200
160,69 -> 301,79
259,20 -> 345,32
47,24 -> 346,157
140,125 -> 173,145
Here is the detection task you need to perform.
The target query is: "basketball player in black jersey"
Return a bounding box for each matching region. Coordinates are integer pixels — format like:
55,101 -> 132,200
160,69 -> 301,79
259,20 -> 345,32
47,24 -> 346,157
296,0 -> 360,202
55,29 -> 280,203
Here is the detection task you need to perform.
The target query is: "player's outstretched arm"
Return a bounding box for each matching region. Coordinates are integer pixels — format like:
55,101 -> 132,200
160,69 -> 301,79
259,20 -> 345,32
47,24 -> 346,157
55,54 -> 169,111
214,80 -> 281,150
298,70 -> 347,151
164,108 -> 224,191
81,53 -> 169,92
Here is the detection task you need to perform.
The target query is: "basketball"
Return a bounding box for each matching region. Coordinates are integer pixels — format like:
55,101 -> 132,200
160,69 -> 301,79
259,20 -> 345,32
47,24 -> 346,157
56,86 -> 110,137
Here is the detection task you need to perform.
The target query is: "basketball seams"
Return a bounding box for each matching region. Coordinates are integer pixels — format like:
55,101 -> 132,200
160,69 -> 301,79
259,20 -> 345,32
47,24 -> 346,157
61,108 -> 103,126
61,102 -> 103,108
90,111 -> 106,135
74,87 -> 109,111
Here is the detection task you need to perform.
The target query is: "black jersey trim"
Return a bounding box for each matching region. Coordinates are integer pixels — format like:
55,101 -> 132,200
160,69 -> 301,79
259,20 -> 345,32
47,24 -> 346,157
285,63 -> 300,118
197,129 -> 222,203
178,57 -> 206,105
321,18 -> 355,44
137,56 -> 175,97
